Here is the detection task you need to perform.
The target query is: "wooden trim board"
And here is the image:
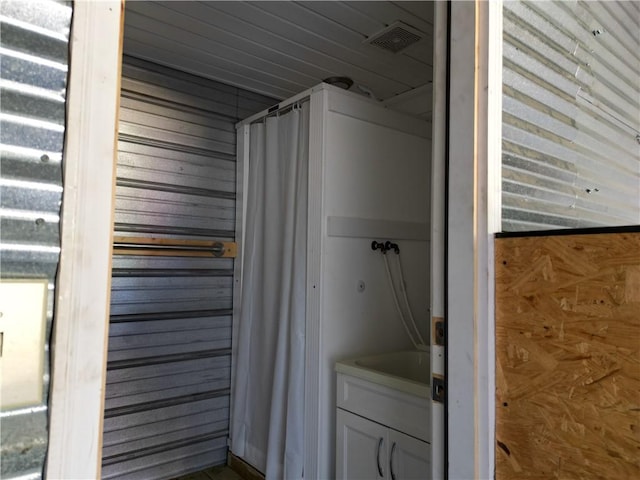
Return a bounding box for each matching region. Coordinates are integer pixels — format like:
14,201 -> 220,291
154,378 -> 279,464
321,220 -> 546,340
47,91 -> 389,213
112,237 -> 237,258
228,452 -> 265,480
46,2 -> 124,478
495,231 -> 640,479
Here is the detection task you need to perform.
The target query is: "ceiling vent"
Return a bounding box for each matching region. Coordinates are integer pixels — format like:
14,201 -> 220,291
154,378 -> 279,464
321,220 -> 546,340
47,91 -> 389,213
365,21 -> 424,54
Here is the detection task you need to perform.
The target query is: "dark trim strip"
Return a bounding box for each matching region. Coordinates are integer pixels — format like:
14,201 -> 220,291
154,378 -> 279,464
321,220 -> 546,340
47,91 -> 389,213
103,388 -> 230,419
114,223 -> 235,239
110,309 -> 233,323
116,177 -> 236,200
102,429 -> 229,465
120,89 -> 239,125
107,348 -> 232,371
118,134 -> 237,163
496,224 -> 640,239
118,133 -> 233,161
118,132 -> 236,159
444,2 -> 452,478
111,268 -> 234,278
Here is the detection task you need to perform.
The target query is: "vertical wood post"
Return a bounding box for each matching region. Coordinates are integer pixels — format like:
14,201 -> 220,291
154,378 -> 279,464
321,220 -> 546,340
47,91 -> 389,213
46,2 -> 123,478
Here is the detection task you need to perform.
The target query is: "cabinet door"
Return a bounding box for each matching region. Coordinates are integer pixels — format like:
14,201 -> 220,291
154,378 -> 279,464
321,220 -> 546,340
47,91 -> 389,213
336,409 -> 389,480
388,429 -> 431,480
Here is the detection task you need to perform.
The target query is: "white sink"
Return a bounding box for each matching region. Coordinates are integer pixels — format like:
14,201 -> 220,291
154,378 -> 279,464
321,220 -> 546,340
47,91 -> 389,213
355,350 -> 430,384
335,350 -> 430,398
335,349 -> 431,442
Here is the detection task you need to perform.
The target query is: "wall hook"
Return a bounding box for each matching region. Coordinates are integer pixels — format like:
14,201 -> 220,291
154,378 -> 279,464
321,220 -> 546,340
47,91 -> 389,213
384,241 -> 400,254
371,240 -> 387,253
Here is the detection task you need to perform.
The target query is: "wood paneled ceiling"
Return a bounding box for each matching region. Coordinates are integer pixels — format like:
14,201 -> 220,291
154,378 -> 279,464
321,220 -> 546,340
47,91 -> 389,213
123,1 -> 434,110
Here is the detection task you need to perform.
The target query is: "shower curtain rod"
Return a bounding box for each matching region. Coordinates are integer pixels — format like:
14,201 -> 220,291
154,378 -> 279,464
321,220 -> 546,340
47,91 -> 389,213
257,97 -> 310,123
236,82 -> 346,128
237,91 -> 311,128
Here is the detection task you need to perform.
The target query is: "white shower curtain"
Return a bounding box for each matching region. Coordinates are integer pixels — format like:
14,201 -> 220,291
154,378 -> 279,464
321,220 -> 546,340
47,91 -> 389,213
231,102 -> 309,480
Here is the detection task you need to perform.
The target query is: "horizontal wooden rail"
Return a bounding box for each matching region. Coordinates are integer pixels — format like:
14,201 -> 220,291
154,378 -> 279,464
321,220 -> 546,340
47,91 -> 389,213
112,236 -> 237,258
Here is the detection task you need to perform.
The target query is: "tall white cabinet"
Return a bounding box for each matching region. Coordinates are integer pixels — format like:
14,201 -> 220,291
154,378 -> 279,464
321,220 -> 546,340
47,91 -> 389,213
306,84 -> 431,479
236,83 -> 431,478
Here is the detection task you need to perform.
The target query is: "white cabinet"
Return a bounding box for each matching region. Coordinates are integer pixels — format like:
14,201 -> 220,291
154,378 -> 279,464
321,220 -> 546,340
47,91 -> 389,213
337,409 -> 388,480
388,429 -> 431,480
337,409 -> 430,480
336,373 -> 430,442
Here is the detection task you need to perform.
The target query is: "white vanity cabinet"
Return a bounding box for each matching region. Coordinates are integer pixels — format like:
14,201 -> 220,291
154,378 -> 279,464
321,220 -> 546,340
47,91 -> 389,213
335,368 -> 431,480
336,409 -> 430,480
337,409 -> 388,479
387,428 -> 431,479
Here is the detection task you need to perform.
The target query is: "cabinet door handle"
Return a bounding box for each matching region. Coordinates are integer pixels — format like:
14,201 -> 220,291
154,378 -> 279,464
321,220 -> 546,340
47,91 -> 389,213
390,441 -> 397,480
376,437 -> 384,477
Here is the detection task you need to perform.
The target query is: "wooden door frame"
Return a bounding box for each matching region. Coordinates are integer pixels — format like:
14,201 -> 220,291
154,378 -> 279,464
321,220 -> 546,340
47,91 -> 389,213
46,2 -> 123,478
446,1 -> 502,478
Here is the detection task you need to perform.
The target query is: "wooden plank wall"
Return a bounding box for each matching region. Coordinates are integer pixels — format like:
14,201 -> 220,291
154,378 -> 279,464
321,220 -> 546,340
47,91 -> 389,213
495,230 -> 640,479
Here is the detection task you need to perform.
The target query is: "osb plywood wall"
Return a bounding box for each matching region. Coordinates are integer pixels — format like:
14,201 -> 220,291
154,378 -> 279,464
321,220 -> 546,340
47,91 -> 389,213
495,231 -> 640,479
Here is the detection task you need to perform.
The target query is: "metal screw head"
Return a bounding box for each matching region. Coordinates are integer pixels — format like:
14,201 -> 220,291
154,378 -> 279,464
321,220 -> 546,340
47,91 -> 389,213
40,154 -> 49,162
636,134 -> 640,145
35,218 -> 45,226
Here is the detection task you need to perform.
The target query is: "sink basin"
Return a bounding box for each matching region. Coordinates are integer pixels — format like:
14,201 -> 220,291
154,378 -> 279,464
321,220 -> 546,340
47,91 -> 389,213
354,350 -> 429,384
335,349 -> 430,398
335,350 -> 431,441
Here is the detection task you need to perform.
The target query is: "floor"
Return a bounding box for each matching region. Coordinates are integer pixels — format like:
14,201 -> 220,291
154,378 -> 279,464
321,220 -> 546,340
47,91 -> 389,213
172,465 -> 244,480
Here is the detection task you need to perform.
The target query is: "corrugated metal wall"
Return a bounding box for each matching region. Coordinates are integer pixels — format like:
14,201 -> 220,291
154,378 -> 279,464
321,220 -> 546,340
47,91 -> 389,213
0,1 -> 71,478
502,0 -> 640,231
101,56 -> 274,480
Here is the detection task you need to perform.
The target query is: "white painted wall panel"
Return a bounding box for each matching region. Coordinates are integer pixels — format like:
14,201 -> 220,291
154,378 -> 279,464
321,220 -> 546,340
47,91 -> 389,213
317,92 -> 431,477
